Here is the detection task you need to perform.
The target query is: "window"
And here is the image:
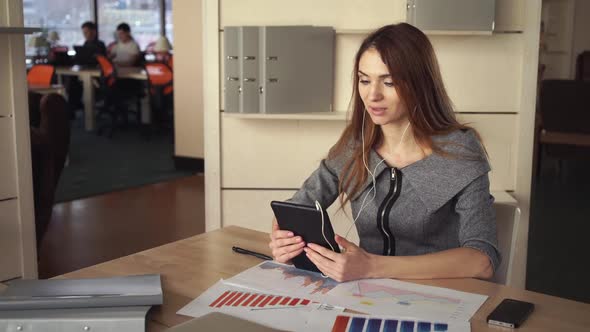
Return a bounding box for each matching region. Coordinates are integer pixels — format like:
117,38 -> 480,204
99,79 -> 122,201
165,0 -> 173,45
23,0 -> 93,55
97,0 -> 162,51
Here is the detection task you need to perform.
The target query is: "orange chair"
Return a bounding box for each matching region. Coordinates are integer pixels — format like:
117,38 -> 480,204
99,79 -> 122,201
145,62 -> 173,131
95,55 -> 143,136
27,64 -> 55,86
166,54 -> 173,70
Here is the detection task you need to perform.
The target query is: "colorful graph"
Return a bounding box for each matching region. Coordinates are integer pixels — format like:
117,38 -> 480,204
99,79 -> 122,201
353,281 -> 461,306
208,290 -> 311,309
258,261 -> 339,294
331,315 -> 450,332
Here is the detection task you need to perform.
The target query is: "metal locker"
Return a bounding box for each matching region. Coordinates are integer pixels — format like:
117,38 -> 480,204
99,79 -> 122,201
224,27 -> 240,113
239,27 -> 260,113
260,26 -> 334,114
407,0 -> 496,32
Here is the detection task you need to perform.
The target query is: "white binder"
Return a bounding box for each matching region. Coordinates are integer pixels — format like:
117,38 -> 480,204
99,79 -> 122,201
0,274 -> 162,332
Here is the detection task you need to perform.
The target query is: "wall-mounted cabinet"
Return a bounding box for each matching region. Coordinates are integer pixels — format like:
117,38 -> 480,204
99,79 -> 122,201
407,0 -> 495,34
224,26 -> 334,114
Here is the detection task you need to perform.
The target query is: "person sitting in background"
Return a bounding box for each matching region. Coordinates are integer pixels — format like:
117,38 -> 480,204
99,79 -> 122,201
66,21 -> 107,117
81,21 -> 107,57
110,23 -> 140,67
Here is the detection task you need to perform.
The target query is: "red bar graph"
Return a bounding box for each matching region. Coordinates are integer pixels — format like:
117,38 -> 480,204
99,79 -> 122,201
251,294 -> 265,307
209,291 -> 230,307
331,315 -> 350,332
269,296 -> 282,306
208,291 -> 312,309
232,293 -> 250,306
242,293 -> 257,306
216,291 -> 237,308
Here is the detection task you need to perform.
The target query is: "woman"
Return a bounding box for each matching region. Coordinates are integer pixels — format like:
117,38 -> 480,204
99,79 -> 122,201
268,23 -> 500,282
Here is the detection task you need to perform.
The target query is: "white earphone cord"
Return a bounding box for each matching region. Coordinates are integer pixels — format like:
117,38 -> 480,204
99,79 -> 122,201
343,110 -> 410,240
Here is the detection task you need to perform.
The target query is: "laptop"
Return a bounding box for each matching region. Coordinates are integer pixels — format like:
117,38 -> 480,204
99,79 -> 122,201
73,45 -> 98,66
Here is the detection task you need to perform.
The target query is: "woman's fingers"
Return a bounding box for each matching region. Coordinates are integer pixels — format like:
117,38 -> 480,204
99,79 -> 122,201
270,230 -> 294,241
274,242 -> 305,262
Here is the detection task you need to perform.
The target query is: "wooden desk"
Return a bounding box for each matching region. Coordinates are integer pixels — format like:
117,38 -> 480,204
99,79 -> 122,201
58,226 -> 590,331
55,66 -> 147,131
28,84 -> 66,95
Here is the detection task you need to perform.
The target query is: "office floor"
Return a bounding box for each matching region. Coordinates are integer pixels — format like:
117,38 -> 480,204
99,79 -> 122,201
38,175 -> 205,279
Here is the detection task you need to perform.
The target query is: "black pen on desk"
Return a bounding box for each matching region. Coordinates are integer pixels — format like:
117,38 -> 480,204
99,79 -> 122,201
232,246 -> 273,261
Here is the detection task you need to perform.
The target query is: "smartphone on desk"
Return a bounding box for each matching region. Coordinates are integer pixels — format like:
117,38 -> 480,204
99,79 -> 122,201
487,298 -> 534,328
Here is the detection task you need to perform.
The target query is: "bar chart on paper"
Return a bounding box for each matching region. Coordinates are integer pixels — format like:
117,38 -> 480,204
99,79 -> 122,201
209,290 -> 311,309
305,313 -> 470,332
178,280 -> 344,331
331,315 -> 452,332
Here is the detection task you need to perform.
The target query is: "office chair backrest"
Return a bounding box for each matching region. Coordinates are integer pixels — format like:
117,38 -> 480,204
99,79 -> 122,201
492,202 -> 521,287
96,55 -> 116,87
167,55 -> 173,70
145,63 -> 173,95
576,51 -> 590,81
27,64 -> 55,86
540,80 -> 590,134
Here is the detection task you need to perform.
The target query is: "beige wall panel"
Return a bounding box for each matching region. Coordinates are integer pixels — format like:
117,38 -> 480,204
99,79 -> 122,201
495,0 -> 524,31
220,0 -> 406,30
0,36 -> 11,117
432,34 -> 524,113
222,189 -> 360,245
0,199 -> 22,281
457,113 -> 516,191
0,117 -> 17,200
334,34 -> 364,112
221,116 -> 347,188
223,114 -> 515,191
173,0 -> 204,158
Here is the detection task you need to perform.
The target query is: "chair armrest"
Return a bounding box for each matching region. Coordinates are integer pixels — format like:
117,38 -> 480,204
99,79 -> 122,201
539,130 -> 590,147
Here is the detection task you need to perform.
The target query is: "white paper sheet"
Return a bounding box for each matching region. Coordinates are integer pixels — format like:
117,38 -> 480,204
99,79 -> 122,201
224,261 -> 488,322
177,280 -> 343,331
326,278 -> 487,322
305,311 -> 471,332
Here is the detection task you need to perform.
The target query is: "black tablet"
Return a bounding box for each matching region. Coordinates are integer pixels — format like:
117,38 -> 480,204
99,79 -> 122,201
270,200 -> 340,273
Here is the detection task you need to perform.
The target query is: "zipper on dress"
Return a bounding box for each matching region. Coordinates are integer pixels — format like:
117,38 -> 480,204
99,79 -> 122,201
376,167 -> 401,256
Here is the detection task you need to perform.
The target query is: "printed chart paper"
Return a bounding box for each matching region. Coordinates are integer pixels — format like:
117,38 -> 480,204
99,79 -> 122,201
177,280 -> 343,331
327,278 -> 487,322
224,261 -> 487,322
224,261 -> 339,301
306,312 -> 470,332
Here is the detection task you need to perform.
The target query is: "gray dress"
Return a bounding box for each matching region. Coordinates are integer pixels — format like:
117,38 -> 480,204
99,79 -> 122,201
289,129 -> 501,273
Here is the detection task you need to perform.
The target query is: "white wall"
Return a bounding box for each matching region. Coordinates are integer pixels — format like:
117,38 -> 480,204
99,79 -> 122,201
173,0 -> 204,159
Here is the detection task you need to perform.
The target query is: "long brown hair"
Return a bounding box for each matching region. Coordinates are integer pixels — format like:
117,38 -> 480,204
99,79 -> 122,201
330,23 -> 480,205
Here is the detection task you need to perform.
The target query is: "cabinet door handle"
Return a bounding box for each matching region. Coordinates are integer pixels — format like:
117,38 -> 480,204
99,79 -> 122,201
268,78 -> 279,83
227,77 -> 239,81
243,56 -> 256,60
243,78 -> 257,82
266,56 -> 278,61
226,55 -> 238,60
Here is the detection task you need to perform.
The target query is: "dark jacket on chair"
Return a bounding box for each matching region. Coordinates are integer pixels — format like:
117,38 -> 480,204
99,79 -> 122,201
29,92 -> 71,246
